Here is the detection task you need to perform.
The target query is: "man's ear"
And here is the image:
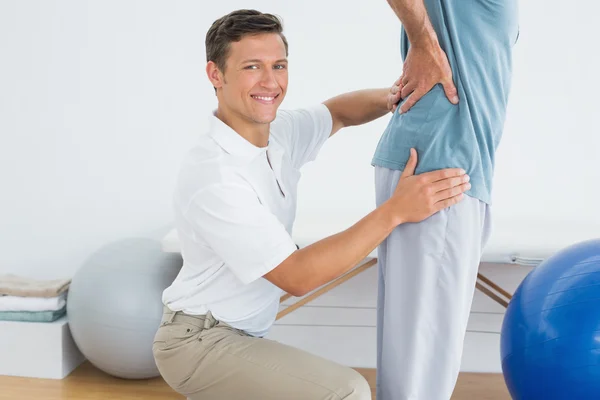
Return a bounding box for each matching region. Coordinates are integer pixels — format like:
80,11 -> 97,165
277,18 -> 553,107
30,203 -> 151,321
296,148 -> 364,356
206,61 -> 225,89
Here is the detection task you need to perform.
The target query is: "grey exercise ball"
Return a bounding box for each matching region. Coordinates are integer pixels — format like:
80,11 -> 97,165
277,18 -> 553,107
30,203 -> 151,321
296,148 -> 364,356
67,238 -> 182,379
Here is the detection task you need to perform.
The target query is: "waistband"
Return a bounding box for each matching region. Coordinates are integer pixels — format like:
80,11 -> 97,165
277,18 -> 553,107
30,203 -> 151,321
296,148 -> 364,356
160,305 -> 218,330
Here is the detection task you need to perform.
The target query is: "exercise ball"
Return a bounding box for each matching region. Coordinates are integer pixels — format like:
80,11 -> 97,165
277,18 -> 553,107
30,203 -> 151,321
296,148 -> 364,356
67,238 -> 182,379
501,239 -> 600,399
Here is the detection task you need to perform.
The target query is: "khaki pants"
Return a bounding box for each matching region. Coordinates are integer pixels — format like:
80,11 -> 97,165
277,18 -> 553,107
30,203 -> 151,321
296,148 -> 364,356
153,307 -> 371,400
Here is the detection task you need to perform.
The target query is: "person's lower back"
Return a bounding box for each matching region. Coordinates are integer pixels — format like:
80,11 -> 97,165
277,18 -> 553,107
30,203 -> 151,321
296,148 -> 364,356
372,0 -> 519,205
371,84 -> 494,203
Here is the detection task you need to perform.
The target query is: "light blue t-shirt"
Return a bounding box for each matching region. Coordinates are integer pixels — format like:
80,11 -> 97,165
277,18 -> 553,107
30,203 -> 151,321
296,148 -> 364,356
372,0 -> 520,204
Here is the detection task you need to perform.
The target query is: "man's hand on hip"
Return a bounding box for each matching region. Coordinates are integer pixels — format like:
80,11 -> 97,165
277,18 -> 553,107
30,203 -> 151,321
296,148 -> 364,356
385,148 -> 470,224
395,39 -> 459,114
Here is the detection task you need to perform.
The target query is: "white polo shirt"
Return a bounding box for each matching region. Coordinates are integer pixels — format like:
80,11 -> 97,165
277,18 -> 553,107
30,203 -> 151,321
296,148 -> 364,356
162,104 -> 333,337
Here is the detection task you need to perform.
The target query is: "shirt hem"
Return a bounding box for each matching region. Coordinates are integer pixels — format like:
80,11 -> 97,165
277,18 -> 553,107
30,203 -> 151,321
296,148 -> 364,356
371,156 -> 492,205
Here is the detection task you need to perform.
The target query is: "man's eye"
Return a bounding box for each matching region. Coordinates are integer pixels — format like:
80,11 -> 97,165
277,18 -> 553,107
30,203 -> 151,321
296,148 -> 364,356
274,64 -> 287,70
244,65 -> 258,70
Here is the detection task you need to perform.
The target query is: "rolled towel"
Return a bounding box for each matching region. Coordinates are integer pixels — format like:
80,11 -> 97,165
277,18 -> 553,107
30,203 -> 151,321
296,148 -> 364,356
0,274 -> 70,298
0,307 -> 66,323
0,293 -> 67,312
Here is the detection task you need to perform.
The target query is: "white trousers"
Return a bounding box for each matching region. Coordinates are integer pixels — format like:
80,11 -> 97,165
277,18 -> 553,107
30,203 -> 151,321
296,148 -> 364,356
375,166 -> 492,400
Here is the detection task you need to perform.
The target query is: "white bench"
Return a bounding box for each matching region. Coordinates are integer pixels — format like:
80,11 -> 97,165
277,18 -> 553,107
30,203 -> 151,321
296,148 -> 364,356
0,316 -> 85,379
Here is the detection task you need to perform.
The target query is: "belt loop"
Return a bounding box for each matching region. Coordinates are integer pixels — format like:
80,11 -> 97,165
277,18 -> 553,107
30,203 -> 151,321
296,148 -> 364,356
162,308 -> 177,325
204,310 -> 216,329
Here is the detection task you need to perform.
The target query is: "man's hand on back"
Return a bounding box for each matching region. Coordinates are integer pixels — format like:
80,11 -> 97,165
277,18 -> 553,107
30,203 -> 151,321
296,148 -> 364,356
394,38 -> 459,114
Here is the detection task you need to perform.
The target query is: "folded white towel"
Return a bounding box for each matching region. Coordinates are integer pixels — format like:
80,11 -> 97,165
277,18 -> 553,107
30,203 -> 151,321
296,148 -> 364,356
0,293 -> 67,312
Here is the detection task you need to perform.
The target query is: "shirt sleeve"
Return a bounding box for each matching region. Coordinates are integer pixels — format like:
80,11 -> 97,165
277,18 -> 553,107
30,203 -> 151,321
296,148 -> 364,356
184,183 -> 298,285
270,103 -> 333,169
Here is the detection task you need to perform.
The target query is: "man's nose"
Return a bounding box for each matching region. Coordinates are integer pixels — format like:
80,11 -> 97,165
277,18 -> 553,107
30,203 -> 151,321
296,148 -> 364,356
260,69 -> 278,89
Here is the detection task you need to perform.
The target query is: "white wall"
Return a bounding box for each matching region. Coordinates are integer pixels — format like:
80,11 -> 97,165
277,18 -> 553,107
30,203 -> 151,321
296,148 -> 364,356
1,0 -> 598,279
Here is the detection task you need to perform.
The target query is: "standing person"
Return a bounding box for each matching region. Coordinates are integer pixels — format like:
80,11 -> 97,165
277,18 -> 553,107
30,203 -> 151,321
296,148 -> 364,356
372,0 -> 519,399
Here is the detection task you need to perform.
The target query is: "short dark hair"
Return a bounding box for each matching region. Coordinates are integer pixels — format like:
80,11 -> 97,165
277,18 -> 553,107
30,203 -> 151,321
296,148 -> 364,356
206,9 -> 289,73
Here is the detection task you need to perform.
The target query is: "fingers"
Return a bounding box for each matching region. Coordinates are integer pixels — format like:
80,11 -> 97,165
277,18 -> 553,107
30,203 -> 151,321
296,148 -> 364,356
442,78 -> 459,104
390,94 -> 401,110
401,80 -> 417,99
400,90 -> 426,113
420,168 -> 467,183
400,148 -> 418,178
394,80 -> 404,111
388,96 -> 401,113
388,84 -> 402,112
434,193 -> 465,212
430,174 -> 470,193
396,76 -> 405,110
433,182 -> 471,203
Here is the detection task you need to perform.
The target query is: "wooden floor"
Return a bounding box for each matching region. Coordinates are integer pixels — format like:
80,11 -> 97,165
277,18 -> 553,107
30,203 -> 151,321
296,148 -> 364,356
0,362 -> 511,399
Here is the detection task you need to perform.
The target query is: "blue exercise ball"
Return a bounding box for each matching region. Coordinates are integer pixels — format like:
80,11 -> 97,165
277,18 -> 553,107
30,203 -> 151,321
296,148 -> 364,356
501,238 -> 600,399
68,238 -> 182,379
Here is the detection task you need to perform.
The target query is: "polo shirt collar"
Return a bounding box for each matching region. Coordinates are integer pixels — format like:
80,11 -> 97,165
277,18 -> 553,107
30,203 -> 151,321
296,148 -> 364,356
208,111 -> 268,160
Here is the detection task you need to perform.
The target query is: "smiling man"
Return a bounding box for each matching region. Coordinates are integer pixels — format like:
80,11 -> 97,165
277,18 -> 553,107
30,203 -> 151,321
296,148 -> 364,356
151,9 -> 471,400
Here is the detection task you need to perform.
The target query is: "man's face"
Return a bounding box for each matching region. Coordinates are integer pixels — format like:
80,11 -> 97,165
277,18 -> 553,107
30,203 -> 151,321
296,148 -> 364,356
214,33 -> 288,125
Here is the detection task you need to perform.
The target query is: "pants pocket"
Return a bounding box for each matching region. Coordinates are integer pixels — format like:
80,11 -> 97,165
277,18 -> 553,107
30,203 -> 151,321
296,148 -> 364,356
153,320 -> 202,350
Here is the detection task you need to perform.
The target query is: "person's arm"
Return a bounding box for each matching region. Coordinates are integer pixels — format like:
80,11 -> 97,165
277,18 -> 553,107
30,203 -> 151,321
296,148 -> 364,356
386,0 -> 459,113
386,0 -> 437,46
323,88 -> 391,137
264,148 -> 470,296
